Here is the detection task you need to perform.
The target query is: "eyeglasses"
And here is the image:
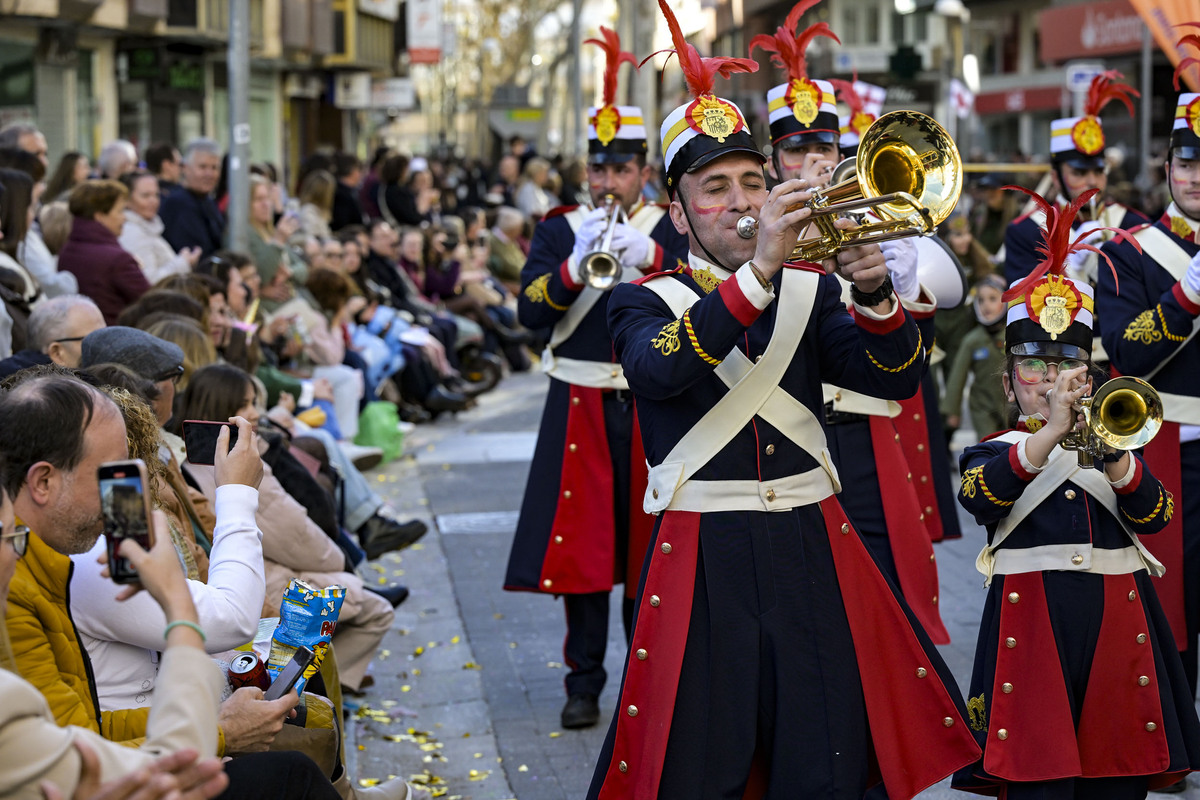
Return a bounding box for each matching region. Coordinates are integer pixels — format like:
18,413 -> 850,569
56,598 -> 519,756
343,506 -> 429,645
52,336 -> 86,344
2,524 -> 30,558
1014,358 -> 1087,385
155,366 -> 185,384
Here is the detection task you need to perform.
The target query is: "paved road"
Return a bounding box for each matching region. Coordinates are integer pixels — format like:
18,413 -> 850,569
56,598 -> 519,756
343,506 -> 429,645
343,369 -> 1200,799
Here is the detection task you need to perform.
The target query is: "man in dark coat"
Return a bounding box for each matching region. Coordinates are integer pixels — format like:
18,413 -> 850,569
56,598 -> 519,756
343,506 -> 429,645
159,138 -> 225,258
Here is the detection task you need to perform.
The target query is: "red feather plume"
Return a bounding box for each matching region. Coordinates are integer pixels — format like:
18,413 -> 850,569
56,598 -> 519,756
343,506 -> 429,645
1000,185 -> 1140,303
748,0 -> 839,83
829,71 -> 864,114
1173,23 -> 1200,90
584,27 -> 638,107
644,0 -> 759,97
1083,70 -> 1138,118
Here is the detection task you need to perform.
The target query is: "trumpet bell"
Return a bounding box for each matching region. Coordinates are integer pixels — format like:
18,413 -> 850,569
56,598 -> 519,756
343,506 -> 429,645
580,251 -> 621,291
855,110 -> 963,229
1085,377 -> 1162,452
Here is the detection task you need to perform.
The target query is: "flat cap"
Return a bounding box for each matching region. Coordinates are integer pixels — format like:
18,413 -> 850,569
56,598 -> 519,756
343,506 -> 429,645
81,326 -> 184,382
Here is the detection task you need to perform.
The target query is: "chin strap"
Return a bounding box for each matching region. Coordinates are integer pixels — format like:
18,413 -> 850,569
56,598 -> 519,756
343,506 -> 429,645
679,188 -> 740,273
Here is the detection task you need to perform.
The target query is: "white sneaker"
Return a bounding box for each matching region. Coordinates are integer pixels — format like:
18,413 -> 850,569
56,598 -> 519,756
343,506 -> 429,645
396,421 -> 416,435
340,442 -> 384,471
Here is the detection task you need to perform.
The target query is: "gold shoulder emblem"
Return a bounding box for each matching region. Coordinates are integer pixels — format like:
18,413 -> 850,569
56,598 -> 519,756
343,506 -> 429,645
524,273 -> 551,304
652,319 -> 682,356
1122,310 -> 1162,346
1171,215 -> 1193,240
691,266 -> 723,295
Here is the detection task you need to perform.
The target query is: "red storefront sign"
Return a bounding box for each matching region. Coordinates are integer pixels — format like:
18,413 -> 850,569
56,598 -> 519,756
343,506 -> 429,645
1038,0 -> 1145,62
975,86 -> 1065,115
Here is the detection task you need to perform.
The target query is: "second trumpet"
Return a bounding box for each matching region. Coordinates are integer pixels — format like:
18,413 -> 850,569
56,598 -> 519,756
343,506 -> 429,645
579,195 -> 628,291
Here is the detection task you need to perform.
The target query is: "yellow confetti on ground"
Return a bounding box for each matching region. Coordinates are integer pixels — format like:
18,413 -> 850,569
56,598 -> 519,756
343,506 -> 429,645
411,668 -> 421,676
378,577 -> 388,585
509,642 -> 518,649
546,661 -> 563,668
462,732 -> 470,738
548,732 -> 561,738
401,685 -> 411,692
462,662 -> 482,670
467,769 -> 492,781
382,699 -> 397,707
518,765 -> 529,772
358,779 -> 380,787
376,475 -> 387,482
358,745 -> 366,751
414,646 -> 424,656
427,641 -> 437,649
493,613 -> 504,620
411,543 -> 425,550
371,563 -> 386,573
473,752 -> 482,758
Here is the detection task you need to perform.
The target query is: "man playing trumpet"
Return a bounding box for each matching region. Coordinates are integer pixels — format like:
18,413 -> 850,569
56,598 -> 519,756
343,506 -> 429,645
586,2 -> 978,796
503,27 -> 688,731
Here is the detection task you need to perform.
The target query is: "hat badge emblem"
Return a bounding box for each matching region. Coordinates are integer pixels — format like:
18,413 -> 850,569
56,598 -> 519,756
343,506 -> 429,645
1040,295 -> 1070,339
787,78 -> 820,125
688,95 -> 740,142
593,105 -> 621,147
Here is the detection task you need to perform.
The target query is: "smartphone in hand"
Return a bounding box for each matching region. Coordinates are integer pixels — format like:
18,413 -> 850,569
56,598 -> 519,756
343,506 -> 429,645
99,460 -> 155,585
264,646 -> 314,701
183,420 -> 239,466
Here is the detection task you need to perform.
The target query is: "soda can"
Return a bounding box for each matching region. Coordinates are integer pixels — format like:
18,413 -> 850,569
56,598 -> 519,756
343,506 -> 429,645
228,652 -> 270,691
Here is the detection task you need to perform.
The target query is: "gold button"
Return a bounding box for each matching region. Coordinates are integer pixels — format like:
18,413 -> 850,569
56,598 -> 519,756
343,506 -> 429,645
932,595 -> 938,605
1071,554 -> 1084,565
1065,489 -> 1077,500
765,444 -> 775,456
652,489 -> 659,499
1002,682 -> 1013,694
649,595 -> 660,607
611,369 -> 619,378
906,472 -> 912,482
661,543 -> 672,554
1008,592 -> 1020,604
554,535 -> 563,544
572,397 -> 580,406
835,392 -> 842,402
1005,637 -> 1017,649
1146,722 -> 1158,732
929,553 -> 936,563
925,506 -> 934,515
569,443 -> 577,452
618,760 -> 628,772
755,355 -> 763,363
943,717 -> 954,727
627,705 -> 638,717
913,413 -> 922,421
919,513 -> 925,521
1129,590 -> 1137,602
543,579 -> 552,588
997,729 -> 1009,740
765,488 -> 777,502
840,523 -> 850,535
920,475 -> 928,484
894,433 -> 900,442
636,648 -> 647,660
1138,676 -> 1150,687
916,667 -> 927,678
917,443 -> 925,452
1137,633 -> 1147,644
563,490 -> 572,499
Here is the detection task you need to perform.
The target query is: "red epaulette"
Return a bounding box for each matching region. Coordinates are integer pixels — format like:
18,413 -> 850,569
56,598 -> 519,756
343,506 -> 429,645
632,261 -> 686,286
543,205 -> 580,220
981,428 -> 1017,443
1127,222 -> 1151,234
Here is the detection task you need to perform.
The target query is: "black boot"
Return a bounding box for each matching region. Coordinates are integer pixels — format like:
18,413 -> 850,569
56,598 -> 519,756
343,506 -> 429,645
423,385 -> 471,414
561,693 -> 600,729
357,515 -> 428,560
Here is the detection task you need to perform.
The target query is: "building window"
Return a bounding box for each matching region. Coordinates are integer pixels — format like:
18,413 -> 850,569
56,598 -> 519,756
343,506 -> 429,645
0,40 -> 36,111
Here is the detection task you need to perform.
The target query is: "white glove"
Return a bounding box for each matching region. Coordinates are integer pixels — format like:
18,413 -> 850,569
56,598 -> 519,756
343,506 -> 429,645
1064,247 -> 1097,285
1186,250 -> 1200,297
610,223 -> 654,270
1074,219 -> 1105,246
569,207 -> 610,283
879,237 -> 920,302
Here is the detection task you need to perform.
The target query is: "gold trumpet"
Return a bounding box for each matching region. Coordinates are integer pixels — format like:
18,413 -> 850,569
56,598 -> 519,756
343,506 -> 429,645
736,110 -> 963,262
1060,376 -> 1162,468
579,194 -> 628,291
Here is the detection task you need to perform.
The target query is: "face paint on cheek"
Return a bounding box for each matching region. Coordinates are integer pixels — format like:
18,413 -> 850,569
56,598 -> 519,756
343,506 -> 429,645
691,201 -> 726,216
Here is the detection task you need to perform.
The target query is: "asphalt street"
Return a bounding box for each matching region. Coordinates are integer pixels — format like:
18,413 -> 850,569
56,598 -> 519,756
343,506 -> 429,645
341,369 -> 1200,799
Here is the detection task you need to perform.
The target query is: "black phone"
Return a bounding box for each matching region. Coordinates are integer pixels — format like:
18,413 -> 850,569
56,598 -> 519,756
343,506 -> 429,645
183,420 -> 239,466
99,460 -> 154,585
264,646 -> 314,701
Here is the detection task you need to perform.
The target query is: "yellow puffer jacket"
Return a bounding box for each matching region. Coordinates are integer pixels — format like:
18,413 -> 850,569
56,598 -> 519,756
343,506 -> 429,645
5,531 -> 150,745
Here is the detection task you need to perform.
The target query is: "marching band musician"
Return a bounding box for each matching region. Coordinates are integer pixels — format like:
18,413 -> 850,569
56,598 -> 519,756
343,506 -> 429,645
502,27 -> 688,732
750,0 -> 958,644
586,2 -> 979,797
1004,72 -> 1148,295
1097,57 -> 1200,708
954,186 -> 1200,797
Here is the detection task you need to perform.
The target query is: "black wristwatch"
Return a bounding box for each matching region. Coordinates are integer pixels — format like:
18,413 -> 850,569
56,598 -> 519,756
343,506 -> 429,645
1100,450 -> 1125,464
849,275 -> 894,307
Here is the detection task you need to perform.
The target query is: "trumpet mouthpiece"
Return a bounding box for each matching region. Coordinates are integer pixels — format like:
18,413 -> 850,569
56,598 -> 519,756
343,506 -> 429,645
736,216 -> 758,239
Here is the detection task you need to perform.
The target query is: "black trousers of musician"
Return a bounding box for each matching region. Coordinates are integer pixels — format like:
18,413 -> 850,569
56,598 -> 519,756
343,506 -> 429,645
657,505 -> 871,798
825,418 -> 898,582
997,776 -> 1147,800
1178,441 -> 1200,697
563,391 -> 636,697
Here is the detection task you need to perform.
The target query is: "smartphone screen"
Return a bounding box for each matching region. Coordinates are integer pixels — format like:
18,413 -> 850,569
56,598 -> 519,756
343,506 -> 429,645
183,420 -> 239,466
264,646 -> 314,701
99,460 -> 154,585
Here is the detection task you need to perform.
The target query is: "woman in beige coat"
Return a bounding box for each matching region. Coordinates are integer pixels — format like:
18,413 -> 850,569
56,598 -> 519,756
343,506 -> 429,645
180,364 -> 393,692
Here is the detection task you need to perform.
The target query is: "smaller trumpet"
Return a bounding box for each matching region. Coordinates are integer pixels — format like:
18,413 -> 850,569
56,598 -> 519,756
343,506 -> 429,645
1060,376 -> 1162,468
579,194 -> 628,291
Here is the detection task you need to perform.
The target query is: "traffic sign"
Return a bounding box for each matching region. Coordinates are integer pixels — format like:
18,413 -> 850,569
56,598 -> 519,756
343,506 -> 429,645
1065,61 -> 1105,92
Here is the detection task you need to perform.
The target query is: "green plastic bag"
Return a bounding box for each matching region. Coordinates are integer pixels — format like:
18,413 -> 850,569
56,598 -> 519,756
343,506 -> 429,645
355,401 -> 404,462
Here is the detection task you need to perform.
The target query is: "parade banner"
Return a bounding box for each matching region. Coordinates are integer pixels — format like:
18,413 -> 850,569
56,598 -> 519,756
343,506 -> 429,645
407,0 -> 442,64
1126,0 -> 1200,90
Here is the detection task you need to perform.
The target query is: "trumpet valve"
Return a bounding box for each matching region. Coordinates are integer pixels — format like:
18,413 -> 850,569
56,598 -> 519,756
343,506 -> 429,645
736,216 -> 758,239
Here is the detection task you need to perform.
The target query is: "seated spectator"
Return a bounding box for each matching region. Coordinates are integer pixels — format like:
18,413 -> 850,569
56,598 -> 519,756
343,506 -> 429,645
159,139 -> 224,258
180,364 -> 395,693
59,180 -> 151,324
119,170 -> 201,284
247,174 -> 306,297
115,289 -> 207,332
294,170 -> 336,242
145,142 -> 182,196
486,206 -> 527,295
36,201 -> 72,255
97,140 -> 138,180
0,166 -> 43,303
0,294 -> 105,380
43,151 -> 90,203
329,153 -> 365,232
0,148 -> 76,302
0,121 -> 49,168
514,157 -> 553,221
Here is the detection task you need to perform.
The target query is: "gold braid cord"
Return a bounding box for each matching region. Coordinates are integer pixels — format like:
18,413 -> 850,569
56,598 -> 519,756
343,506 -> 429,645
866,328 -> 923,374
683,310 -> 721,365
524,274 -> 569,311
1122,488 -> 1173,525
1156,305 -> 1188,343
961,465 -> 1013,506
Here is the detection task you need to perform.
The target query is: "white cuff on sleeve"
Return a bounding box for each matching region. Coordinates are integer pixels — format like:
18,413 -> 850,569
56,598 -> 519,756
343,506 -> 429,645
1106,455 -> 1137,488
735,263 -> 775,310
852,293 -> 902,321
1016,438 -> 1046,474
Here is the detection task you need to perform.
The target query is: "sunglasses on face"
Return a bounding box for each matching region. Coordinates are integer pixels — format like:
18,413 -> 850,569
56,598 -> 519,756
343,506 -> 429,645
1013,358 -> 1087,385
2,524 -> 29,558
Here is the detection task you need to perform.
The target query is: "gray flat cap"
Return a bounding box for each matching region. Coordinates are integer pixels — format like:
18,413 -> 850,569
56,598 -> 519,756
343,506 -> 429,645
81,326 -> 185,382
